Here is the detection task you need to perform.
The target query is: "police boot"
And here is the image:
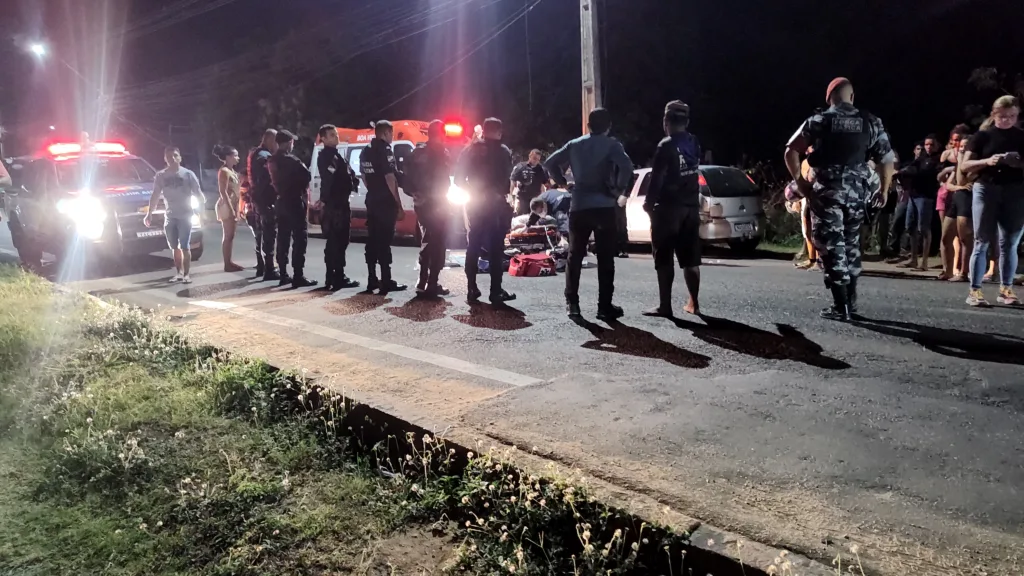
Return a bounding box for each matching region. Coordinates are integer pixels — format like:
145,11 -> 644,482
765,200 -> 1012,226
333,270 -> 360,291
820,284 -> 852,322
292,270 -> 318,289
378,266 -> 407,294
643,268 -> 675,317
366,264 -> 380,292
848,276 -> 861,318
255,256 -> 265,279
416,266 -> 429,294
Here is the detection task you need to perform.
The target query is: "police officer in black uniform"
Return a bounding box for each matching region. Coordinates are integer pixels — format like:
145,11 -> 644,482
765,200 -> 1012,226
454,117 -> 516,304
268,129 -> 317,288
405,120 -> 453,297
316,124 -> 360,291
360,120 -> 407,293
785,78 -> 895,320
247,128 -> 280,281
642,101 -> 704,317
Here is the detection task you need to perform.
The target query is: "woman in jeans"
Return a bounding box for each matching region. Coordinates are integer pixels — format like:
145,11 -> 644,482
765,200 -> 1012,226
961,96 -> 1024,306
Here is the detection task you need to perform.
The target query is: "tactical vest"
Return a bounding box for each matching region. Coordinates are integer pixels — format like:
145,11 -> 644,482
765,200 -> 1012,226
808,110 -> 872,168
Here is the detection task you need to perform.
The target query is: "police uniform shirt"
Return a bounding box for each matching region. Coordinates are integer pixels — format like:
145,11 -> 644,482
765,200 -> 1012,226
644,132 -> 702,210
269,152 -> 311,208
318,146 -> 355,208
407,143 -> 451,207
247,146 -> 274,206
361,138 -> 397,208
510,162 -> 548,198
455,140 -> 514,206
788,103 -> 895,185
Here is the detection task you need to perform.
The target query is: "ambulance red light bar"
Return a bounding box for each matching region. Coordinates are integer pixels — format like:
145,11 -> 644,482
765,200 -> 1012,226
444,123 -> 464,138
46,141 -> 128,158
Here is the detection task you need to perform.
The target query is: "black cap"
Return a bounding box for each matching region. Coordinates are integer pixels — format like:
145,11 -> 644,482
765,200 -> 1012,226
275,129 -> 297,144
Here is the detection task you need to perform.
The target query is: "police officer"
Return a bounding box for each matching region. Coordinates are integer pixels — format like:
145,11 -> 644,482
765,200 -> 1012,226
642,101 -> 703,318
361,120 -> 407,293
247,129 -> 279,281
454,117 -> 516,304
510,149 -> 548,216
785,77 -> 895,320
406,120 -> 453,297
268,129 -> 317,288
316,124 -> 360,291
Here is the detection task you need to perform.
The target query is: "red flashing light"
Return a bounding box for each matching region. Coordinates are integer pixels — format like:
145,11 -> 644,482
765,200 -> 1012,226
698,174 -> 708,187
48,143 -> 82,156
444,123 -> 464,138
746,174 -> 756,185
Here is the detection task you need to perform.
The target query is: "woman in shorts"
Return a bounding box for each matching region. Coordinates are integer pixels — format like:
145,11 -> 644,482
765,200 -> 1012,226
213,145 -> 245,272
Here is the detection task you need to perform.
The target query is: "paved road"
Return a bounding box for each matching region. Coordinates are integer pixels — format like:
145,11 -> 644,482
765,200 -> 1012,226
4,224 -> 1022,575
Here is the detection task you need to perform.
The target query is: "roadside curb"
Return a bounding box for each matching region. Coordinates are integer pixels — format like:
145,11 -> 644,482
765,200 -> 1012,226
77,288 -> 835,576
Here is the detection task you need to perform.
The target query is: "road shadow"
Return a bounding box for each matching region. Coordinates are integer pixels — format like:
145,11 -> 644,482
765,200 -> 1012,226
860,269 -> 939,282
702,245 -> 795,261
323,293 -> 393,317
384,295 -> 453,322
853,317 -> 1024,366
177,277 -> 274,299
671,314 -> 850,370
88,275 -> 181,299
452,303 -> 532,331
572,317 -> 711,369
249,287 -> 339,310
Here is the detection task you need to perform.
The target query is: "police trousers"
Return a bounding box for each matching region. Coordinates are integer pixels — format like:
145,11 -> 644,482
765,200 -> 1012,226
322,205 -> 351,284
566,207 -> 617,306
810,187 -> 866,288
245,208 -> 265,270
365,205 -> 398,270
465,205 -> 509,292
254,204 -> 277,271
416,203 -> 449,287
276,205 -> 308,275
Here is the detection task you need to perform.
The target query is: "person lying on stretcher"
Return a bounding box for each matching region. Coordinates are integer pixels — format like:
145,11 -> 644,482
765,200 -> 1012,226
511,197 -> 558,231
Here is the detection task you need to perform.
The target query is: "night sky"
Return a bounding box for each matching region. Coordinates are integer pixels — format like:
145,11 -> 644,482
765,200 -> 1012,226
2,0 -> 1023,165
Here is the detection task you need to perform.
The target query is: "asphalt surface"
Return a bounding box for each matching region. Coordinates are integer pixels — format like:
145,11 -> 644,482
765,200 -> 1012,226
3,224 -> 1022,575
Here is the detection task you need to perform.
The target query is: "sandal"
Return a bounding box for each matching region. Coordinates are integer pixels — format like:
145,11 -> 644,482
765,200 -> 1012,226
937,272 -> 953,281
949,274 -> 966,282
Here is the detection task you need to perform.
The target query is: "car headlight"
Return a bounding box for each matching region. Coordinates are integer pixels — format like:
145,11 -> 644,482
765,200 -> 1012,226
56,196 -> 107,240
447,184 -> 470,206
190,214 -> 201,227
190,195 -> 200,210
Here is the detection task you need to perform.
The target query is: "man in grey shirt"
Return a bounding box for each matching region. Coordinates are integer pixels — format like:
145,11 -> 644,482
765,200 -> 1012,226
545,107 -> 633,320
145,146 -> 204,283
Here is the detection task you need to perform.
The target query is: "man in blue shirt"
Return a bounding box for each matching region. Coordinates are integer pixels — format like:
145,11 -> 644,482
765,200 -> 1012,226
545,108 -> 633,320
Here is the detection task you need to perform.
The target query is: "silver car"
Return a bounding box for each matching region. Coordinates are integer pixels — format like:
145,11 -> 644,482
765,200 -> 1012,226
624,165 -> 765,254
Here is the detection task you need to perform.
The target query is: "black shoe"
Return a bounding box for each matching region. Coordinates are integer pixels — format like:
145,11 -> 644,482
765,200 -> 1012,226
255,266 -> 265,279
467,286 -> 483,303
596,304 -> 625,322
263,270 -> 281,282
366,277 -> 380,292
425,284 -> 451,297
292,276 -> 318,289
278,274 -> 293,287
820,305 -> 852,321
333,277 -> 360,290
489,289 -> 516,304
642,306 -> 673,318
616,251 -> 630,259
379,280 -> 407,294
566,302 -> 582,318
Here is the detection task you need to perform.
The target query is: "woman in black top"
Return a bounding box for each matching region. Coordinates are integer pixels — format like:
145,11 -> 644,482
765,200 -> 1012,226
960,95 -> 1024,306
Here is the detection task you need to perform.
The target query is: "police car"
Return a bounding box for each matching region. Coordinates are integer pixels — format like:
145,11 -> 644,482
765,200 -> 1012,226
2,141 -> 204,271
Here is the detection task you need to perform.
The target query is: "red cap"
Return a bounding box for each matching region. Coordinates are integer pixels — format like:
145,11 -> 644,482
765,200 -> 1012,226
826,77 -> 851,104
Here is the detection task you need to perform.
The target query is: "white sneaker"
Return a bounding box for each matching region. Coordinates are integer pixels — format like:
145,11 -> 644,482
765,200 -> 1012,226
182,275 -> 192,284
171,273 -> 183,282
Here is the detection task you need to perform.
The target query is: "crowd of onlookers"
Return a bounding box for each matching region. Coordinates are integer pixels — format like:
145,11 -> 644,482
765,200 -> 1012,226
791,95 -> 1024,307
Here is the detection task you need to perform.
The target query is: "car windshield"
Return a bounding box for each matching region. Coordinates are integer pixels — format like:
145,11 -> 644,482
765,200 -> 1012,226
701,167 -> 760,198
55,157 -> 156,189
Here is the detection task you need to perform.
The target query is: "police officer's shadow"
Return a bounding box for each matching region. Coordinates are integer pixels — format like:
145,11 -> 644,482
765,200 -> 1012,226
384,294 -> 453,323
324,292 -> 394,317
572,317 -> 712,369
452,302 -> 533,331
852,317 -> 1024,366
175,276 -> 276,299
670,314 -> 850,370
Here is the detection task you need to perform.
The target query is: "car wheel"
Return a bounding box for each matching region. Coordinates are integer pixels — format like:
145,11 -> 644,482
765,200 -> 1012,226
728,238 -> 761,256
9,226 -> 42,271
190,245 -> 204,261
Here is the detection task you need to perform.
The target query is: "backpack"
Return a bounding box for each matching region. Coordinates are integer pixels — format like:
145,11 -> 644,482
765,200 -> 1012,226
509,253 -> 557,277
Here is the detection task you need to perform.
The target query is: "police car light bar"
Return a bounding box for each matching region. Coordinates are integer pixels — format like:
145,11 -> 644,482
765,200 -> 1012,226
47,143 -> 82,156
93,142 -> 127,154
444,123 -> 464,138
46,141 -> 128,158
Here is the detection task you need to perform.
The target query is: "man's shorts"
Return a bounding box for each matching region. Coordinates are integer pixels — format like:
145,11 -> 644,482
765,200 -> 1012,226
651,206 -> 702,269
905,197 -> 935,234
164,216 -> 192,250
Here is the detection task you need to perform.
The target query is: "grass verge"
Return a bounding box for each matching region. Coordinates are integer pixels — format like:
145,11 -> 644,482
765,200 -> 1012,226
0,266 -> 700,576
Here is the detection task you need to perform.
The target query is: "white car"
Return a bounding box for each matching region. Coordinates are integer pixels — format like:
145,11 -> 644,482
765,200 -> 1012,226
624,165 -> 765,254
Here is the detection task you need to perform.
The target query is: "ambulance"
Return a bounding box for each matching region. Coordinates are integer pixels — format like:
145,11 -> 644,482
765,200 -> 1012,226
308,120 -> 475,245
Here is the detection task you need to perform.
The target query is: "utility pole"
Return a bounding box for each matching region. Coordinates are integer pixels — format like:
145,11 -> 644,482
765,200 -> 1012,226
580,0 -> 602,135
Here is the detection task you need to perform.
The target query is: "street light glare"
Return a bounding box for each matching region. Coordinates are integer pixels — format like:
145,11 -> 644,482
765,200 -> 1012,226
29,43 -> 47,57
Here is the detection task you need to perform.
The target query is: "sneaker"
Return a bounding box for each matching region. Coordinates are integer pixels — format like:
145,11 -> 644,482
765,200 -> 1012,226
171,273 -> 183,282
181,275 -> 192,284
966,289 -> 989,307
819,304 -> 851,321
997,287 -> 1020,306
596,304 -> 625,322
